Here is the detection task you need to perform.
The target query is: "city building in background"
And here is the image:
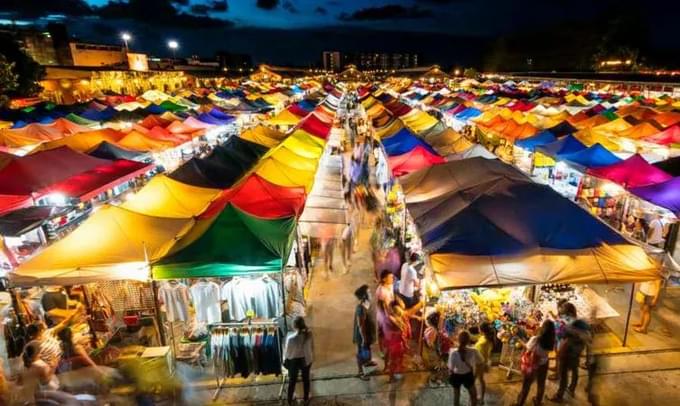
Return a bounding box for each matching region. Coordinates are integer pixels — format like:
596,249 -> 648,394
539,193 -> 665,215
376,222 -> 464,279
216,51 -> 253,72
322,51 -> 342,72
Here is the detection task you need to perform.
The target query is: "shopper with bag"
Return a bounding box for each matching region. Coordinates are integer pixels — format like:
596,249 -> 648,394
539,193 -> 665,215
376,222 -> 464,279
448,330 -> 483,406
513,320 -> 555,406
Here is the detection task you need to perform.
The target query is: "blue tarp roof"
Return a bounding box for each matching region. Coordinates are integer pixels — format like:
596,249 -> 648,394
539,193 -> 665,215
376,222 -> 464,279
515,131 -> 556,152
536,134 -> 586,157
197,112 -> 232,125
80,107 -> 116,122
454,107 -> 482,120
546,121 -> 577,137
297,100 -> 316,111
404,159 -> 627,256
382,127 -> 438,156
557,143 -> 622,169
208,108 -> 236,122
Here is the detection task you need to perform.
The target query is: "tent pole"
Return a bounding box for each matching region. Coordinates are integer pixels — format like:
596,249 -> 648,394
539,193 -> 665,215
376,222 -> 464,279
622,283 -> 635,347
151,280 -> 167,346
280,262 -> 288,333
80,284 -> 99,348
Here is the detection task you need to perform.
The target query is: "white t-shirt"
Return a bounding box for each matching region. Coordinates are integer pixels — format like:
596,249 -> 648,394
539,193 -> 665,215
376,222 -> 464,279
647,219 -> 664,245
399,263 -> 418,299
639,280 -> 660,297
448,347 -> 483,375
342,224 -> 353,241
159,282 -> 190,322
190,281 -> 221,324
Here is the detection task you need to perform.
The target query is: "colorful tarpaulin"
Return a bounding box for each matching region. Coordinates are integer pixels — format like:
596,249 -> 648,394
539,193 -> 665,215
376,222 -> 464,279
587,154 -> 673,188
629,177 -> 680,215
152,204 -> 296,279
388,145 -> 445,177
12,206 -> 195,286
122,175 -> 221,218
557,143 -> 622,169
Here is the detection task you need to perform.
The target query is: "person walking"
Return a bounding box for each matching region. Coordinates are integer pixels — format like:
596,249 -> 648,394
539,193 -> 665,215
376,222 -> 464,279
353,285 -> 376,380
284,317 -> 314,405
341,222 -> 353,273
475,322 -> 495,404
513,319 -> 555,406
549,317 -> 591,403
449,330 -> 483,406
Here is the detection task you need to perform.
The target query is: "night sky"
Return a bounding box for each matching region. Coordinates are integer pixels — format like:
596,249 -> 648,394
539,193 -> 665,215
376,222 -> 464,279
0,0 -> 678,67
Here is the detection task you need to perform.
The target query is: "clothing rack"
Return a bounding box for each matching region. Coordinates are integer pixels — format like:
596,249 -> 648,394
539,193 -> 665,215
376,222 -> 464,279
210,319 -> 285,400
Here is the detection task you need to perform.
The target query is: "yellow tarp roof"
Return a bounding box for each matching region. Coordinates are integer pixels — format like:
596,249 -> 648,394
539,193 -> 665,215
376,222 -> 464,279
239,125 -> 287,148
401,110 -> 439,133
267,109 -> 302,126
116,130 -> 176,152
431,245 -> 658,289
11,206 -> 195,286
122,175 -> 221,218
375,119 -> 404,139
32,128 -> 124,153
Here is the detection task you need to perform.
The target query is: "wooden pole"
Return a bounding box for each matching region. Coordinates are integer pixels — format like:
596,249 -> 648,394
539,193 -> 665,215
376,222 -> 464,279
622,283 -> 635,347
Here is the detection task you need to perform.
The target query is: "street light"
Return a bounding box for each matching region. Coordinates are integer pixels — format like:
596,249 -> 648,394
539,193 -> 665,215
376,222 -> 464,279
167,40 -> 179,61
121,32 -> 131,50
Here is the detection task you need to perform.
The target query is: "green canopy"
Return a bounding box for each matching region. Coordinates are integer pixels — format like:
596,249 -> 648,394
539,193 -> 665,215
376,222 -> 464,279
601,110 -> 618,121
159,100 -> 186,112
152,204 -> 296,279
65,113 -> 99,127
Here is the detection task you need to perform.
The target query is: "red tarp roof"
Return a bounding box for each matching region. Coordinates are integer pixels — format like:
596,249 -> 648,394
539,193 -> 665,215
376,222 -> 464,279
388,145 -> 445,177
288,104 -> 310,117
643,125 -> 680,145
587,154 -> 673,188
299,114 -> 331,139
139,115 -> 171,129
0,147 -> 115,195
202,174 -> 306,219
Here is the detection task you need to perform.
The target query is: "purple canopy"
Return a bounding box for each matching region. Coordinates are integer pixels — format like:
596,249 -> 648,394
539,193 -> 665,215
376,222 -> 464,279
629,177 -> 680,215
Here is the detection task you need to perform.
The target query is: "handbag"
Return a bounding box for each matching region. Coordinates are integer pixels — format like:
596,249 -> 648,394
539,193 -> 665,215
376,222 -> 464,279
520,347 -> 538,376
283,358 -> 292,370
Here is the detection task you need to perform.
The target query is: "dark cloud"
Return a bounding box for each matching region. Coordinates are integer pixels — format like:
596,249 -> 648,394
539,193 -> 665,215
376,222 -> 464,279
315,6 -> 327,15
210,0 -> 228,12
282,1 -> 298,14
98,0 -> 232,28
0,0 -> 92,18
190,4 -> 210,15
339,5 -> 433,21
256,0 -> 279,10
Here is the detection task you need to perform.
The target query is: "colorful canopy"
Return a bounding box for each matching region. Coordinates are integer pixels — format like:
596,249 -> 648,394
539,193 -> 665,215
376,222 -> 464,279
400,159 -> 658,289
12,206 -> 195,286
629,177 -> 680,215
587,154 -> 673,188
382,128 -> 437,156
122,175 -> 221,218
239,125 -> 287,148
388,145 -> 445,177
152,204 -> 296,279
558,143 -> 622,169
515,131 -> 556,152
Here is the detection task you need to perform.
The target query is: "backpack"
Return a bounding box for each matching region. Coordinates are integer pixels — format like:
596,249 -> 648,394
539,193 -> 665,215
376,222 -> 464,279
520,346 -> 538,375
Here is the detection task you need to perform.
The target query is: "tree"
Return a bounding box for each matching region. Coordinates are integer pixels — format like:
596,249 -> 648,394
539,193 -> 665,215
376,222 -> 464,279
463,68 -> 479,79
0,33 -> 45,100
0,55 -> 19,107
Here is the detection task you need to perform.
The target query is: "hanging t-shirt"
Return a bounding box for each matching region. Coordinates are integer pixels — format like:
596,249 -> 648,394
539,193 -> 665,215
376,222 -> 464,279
399,263 -> 418,299
190,281 -> 221,324
159,281 -> 190,322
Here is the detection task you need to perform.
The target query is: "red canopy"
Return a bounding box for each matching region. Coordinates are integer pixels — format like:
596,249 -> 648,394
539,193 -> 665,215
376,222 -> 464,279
0,194 -> 33,215
643,125 -> 680,145
139,115 -> 171,129
388,145 -> 445,177
384,101 -> 412,117
201,174 -> 306,219
43,159 -> 152,201
299,114 -> 331,140
0,147 -> 114,195
587,154 -> 673,188
288,104 -> 309,117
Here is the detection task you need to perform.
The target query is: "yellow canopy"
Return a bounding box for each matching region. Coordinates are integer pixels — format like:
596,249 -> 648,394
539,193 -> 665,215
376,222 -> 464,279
11,206 -> 195,286
431,245 -> 659,289
422,128 -> 473,156
401,110 -> 439,133
375,119 -> 404,139
116,130 -> 176,152
255,158 -> 317,192
122,175 -> 221,218
0,121 -> 12,130
239,125 -> 287,148
267,109 -> 301,126
573,130 -> 622,152
32,129 -> 124,153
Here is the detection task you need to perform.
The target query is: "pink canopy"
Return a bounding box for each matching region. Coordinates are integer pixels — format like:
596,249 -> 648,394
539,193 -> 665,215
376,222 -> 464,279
643,125 -> 680,145
587,154 -> 673,188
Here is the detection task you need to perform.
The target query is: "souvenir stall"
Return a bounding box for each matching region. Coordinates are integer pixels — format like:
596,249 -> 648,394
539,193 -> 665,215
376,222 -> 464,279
397,159 -> 660,362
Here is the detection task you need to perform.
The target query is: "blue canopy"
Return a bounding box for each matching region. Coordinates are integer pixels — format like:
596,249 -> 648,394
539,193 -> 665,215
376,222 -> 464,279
297,100 -> 316,112
402,159 -> 627,256
454,107 -> 482,121
557,143 -> 622,169
515,131 -> 556,152
80,107 -> 116,122
546,121 -> 577,137
208,108 -> 236,122
197,112 -> 232,125
382,128 -> 437,156
143,104 -> 166,115
536,134 -> 586,157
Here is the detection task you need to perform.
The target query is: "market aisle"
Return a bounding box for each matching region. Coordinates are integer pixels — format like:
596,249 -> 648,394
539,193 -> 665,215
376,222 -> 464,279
306,212 -> 378,379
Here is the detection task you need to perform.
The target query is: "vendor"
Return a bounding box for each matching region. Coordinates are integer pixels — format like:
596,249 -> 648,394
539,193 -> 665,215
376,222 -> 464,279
398,253 -> 421,310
